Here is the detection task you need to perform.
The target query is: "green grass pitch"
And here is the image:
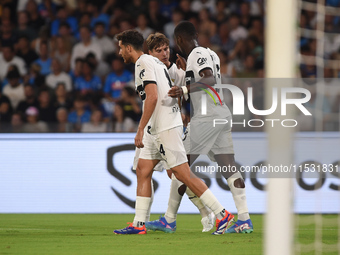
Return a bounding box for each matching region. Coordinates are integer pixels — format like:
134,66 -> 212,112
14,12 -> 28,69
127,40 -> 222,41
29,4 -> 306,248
0,214 -> 338,255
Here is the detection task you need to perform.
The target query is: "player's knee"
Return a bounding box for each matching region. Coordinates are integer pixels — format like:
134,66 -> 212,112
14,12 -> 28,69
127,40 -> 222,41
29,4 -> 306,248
136,166 -> 150,179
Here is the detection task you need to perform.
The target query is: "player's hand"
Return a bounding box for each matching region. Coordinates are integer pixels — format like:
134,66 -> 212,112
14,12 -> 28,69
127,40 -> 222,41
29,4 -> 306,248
135,128 -> 144,148
176,54 -> 186,71
168,86 -> 183,98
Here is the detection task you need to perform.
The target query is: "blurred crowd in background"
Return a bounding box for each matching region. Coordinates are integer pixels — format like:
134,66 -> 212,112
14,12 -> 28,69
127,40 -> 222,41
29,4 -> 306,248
0,0 -> 339,133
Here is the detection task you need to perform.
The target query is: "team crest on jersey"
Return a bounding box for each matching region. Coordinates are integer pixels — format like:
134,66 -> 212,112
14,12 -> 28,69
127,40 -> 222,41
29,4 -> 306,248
139,69 -> 145,79
197,57 -> 207,66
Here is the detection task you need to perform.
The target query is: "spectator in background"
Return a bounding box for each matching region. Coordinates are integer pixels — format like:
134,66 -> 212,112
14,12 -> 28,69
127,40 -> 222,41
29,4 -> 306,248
0,45 -> 27,81
135,13 -> 154,40
239,2 -> 253,29
31,27 -> 53,56
126,0 -> 147,19
52,36 -> 72,72
215,0 -> 228,26
246,36 -> 263,65
88,93 -> 110,123
74,60 -> 102,95
54,82 -> 73,110
92,22 -> 116,60
26,63 -> 46,88
53,107 -> 70,133
50,6 -> 78,37
25,0 -> 45,31
15,11 -> 38,42
248,18 -> 264,45
191,0 -> 216,15
46,58 -> 73,92
37,89 -> 57,123
68,96 -> 91,132
16,36 -> 39,69
164,8 -> 184,48
104,57 -> 134,103
16,84 -> 39,116
160,0 -> 178,20
23,106 -> 49,133
179,0 -> 196,20
10,112 -> 24,133
58,22 -> 77,48
229,14 -> 248,42
236,55 -> 258,78
87,2 -> 110,31
114,86 -> 141,132
211,21 -> 235,55
2,67 -> 25,110
0,90 -> 13,123
85,52 -> 110,82
0,19 -> 17,46
198,8 -> 217,38
147,0 -> 169,32
34,40 -> 52,76
81,109 -> 108,132
70,25 -> 103,70
69,57 -> 84,84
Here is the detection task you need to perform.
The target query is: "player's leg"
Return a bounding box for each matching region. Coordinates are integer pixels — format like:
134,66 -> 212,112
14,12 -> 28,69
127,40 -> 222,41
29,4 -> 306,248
145,179 -> 154,222
170,162 -> 234,235
114,132 -> 161,235
214,154 -> 253,234
162,155 -> 196,224
134,158 -> 160,226
133,147 -> 156,222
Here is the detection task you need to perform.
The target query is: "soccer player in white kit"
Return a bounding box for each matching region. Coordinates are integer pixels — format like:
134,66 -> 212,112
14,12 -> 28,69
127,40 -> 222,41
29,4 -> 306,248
133,32 -> 215,232
113,30 -> 234,235
147,21 -> 253,234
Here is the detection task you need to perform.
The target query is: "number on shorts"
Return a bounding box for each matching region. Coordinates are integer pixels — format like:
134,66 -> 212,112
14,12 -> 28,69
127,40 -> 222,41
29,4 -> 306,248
159,144 -> 165,155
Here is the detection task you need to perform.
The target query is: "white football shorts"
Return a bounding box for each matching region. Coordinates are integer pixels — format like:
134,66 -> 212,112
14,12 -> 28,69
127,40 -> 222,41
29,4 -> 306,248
183,116 -> 235,162
137,125 -> 188,169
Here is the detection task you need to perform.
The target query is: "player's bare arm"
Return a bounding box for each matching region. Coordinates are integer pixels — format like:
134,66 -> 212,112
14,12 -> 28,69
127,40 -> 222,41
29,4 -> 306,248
135,83 -> 158,148
168,68 -> 216,98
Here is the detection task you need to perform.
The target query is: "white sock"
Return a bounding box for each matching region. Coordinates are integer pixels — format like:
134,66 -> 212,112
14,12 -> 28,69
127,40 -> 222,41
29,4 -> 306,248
164,174 -> 184,223
145,180 -> 154,222
133,196 -> 151,227
199,189 -> 225,220
186,187 -> 210,218
227,172 -> 250,221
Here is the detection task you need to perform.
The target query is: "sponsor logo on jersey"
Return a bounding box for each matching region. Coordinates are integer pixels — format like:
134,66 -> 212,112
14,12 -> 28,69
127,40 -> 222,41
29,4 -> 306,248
197,57 -> 207,66
139,69 -> 145,79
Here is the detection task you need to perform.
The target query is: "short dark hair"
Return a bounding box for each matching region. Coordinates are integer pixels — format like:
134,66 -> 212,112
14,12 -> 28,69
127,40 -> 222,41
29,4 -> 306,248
80,25 -> 92,33
116,30 -> 144,51
94,21 -> 105,28
174,21 -> 197,39
146,33 -> 169,51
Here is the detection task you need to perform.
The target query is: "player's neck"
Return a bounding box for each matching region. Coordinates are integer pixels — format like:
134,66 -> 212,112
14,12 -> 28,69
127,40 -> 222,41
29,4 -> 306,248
132,51 -> 144,63
184,40 -> 199,56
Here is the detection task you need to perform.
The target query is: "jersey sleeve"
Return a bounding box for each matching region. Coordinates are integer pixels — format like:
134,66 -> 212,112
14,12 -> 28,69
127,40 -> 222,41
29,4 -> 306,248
187,50 -> 213,78
137,57 -> 157,87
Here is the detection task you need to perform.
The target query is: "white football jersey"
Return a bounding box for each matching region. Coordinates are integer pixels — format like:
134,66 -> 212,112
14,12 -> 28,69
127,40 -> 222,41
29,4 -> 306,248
135,54 -> 182,134
185,47 -> 231,119
168,62 -> 186,87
